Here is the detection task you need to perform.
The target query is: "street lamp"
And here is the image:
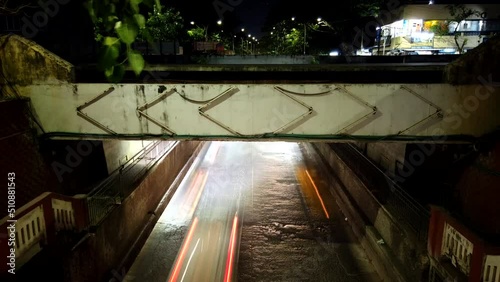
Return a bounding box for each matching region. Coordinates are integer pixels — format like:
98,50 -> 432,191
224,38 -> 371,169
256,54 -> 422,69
241,28 -> 245,32
317,17 -> 322,22
217,20 -> 222,25
190,21 -> 195,25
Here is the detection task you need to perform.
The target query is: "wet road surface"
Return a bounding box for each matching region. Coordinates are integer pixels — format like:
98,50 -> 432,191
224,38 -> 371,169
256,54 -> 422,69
124,141 -> 381,282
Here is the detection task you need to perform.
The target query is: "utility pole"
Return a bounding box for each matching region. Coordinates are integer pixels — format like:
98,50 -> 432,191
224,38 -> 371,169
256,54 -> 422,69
303,23 -> 306,55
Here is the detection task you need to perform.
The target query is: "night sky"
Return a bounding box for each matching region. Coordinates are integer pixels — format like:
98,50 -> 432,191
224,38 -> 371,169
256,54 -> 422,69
231,0 -> 280,38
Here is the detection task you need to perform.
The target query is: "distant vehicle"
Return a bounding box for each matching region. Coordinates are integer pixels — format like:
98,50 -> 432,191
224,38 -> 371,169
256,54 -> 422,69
387,49 -> 419,56
387,49 -> 405,56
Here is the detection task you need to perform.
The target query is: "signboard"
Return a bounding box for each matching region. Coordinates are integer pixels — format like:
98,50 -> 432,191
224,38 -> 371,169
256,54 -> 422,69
195,42 -> 218,51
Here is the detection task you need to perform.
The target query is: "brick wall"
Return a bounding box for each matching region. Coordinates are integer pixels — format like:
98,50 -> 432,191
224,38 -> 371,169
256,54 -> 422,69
0,99 -> 60,218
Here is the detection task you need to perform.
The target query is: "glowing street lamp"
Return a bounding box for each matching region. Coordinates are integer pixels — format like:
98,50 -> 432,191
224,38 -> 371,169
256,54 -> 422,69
291,17 -> 295,21
317,17 -> 322,22
217,20 -> 222,25
190,21 -> 195,25
241,28 -> 245,32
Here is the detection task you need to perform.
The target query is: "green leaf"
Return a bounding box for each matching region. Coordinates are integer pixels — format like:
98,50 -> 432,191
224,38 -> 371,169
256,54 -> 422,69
106,64 -> 126,83
97,44 -> 120,71
134,14 -> 146,29
155,0 -> 162,12
128,50 -> 145,76
103,36 -> 119,46
141,28 -> 154,42
104,66 -> 114,77
130,0 -> 141,13
84,1 -> 97,23
142,0 -> 154,7
107,15 -> 118,25
115,21 -> 138,44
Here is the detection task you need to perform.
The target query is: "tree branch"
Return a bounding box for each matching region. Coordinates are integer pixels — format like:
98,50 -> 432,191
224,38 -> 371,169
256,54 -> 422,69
0,0 -> 37,15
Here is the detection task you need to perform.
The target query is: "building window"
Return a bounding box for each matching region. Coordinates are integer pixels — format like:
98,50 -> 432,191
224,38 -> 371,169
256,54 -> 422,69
441,223 -> 474,276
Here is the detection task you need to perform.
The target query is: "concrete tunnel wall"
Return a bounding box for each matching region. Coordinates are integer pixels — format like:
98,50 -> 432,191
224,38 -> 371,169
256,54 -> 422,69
63,141 -> 204,282
352,142 -> 407,178
102,140 -> 155,175
311,143 -> 427,282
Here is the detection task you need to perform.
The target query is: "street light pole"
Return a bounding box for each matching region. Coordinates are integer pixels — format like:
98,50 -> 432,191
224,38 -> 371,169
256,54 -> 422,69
303,23 -> 306,55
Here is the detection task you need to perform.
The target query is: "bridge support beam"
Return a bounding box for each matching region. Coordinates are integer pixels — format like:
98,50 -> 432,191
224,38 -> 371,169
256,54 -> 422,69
19,82 -> 500,142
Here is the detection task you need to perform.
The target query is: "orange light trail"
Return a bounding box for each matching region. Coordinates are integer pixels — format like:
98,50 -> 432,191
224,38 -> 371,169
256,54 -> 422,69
305,170 -> 330,219
224,215 -> 239,282
168,217 -> 199,282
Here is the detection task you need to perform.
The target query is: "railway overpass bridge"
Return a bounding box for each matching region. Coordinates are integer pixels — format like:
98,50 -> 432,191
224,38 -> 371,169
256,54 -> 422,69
1,35 -> 498,143
6,66 -> 500,143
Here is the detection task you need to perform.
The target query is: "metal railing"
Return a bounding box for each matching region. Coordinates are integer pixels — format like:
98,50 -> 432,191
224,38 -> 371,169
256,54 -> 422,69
87,141 -> 178,227
329,143 -> 430,241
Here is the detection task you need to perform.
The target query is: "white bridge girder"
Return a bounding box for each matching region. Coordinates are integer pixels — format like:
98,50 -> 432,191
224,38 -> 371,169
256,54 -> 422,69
19,83 -> 500,142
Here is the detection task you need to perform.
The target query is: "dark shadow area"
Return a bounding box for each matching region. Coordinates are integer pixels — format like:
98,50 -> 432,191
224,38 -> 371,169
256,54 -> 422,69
39,140 -> 109,195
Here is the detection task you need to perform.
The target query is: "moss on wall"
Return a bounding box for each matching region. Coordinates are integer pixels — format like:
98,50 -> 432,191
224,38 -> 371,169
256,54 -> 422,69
0,34 -> 75,86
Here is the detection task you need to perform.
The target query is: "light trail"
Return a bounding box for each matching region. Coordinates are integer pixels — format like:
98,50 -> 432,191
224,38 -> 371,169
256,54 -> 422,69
180,238 -> 200,282
168,217 -> 199,282
224,215 -> 239,282
305,170 -> 330,219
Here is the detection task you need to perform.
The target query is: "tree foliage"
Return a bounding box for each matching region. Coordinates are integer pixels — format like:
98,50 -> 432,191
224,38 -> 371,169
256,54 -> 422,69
429,22 -> 449,36
446,4 -> 481,54
187,26 -> 207,41
263,0 -> 386,55
354,0 -> 384,17
145,6 -> 184,42
85,0 -> 161,82
283,27 -> 306,54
